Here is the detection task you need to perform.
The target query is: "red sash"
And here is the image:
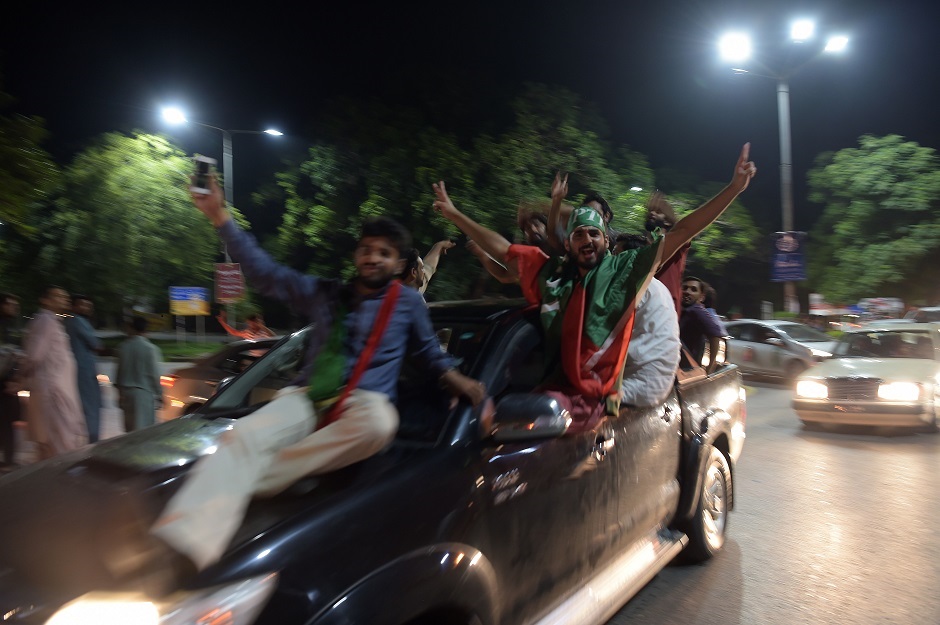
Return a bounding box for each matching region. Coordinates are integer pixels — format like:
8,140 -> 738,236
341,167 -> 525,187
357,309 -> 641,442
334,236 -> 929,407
317,280 -> 402,429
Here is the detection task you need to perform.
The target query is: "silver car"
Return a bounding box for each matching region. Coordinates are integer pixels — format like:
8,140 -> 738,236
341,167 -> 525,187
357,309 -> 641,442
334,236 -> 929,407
158,338 -> 278,421
725,319 -> 837,379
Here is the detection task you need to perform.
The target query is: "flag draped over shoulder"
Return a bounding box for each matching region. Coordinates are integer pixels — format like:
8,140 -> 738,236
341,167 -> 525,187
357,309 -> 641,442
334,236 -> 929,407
508,239 -> 663,402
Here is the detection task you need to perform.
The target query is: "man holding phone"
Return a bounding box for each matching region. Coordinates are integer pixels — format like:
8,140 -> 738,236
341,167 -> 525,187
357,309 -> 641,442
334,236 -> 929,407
142,168 -> 486,586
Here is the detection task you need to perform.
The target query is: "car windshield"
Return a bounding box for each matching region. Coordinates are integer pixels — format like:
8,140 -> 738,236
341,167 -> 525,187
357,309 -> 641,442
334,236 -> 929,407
197,319 -> 491,443
776,323 -> 831,342
913,309 -> 940,322
833,330 -> 936,359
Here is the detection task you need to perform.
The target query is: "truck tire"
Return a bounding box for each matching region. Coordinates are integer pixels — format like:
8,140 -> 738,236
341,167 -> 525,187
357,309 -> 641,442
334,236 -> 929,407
681,446 -> 731,563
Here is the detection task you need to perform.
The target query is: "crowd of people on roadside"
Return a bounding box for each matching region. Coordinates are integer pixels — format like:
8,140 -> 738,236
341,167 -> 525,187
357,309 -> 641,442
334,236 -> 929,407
0,289 -> 165,466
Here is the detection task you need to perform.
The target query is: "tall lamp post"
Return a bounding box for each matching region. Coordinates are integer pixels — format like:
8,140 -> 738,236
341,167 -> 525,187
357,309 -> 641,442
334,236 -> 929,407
719,23 -> 848,313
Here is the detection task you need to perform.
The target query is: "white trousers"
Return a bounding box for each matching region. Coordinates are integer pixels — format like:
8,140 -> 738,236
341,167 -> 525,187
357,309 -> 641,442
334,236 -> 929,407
151,386 -> 398,570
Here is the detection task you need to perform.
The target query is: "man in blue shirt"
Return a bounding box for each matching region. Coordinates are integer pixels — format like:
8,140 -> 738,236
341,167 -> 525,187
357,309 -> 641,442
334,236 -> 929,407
66,295 -> 102,442
680,276 -> 725,373
147,175 -> 485,578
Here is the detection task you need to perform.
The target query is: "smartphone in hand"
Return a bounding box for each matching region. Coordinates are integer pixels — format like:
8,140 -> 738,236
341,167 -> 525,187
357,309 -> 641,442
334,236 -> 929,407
191,155 -> 217,195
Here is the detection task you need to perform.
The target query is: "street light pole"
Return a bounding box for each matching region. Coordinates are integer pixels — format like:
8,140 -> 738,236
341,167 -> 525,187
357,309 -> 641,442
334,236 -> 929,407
718,26 -> 848,315
776,78 -> 798,313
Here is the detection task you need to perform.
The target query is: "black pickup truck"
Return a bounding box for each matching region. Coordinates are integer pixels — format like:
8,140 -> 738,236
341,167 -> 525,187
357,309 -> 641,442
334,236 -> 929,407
0,299 -> 745,625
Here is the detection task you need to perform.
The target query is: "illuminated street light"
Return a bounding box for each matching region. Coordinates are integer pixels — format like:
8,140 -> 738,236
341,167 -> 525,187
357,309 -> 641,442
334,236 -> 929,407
719,24 -> 849,314
791,20 -> 815,42
161,107 -> 187,125
719,33 -> 751,62
825,35 -> 849,53
630,186 -> 643,192
159,107 -> 283,210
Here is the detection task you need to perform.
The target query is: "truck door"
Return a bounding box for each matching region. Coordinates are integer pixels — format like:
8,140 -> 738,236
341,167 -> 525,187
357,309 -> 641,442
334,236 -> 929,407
474,320 -> 617,625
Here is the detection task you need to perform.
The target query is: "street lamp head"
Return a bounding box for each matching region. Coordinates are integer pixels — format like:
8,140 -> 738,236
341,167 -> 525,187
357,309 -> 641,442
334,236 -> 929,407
719,33 -> 752,63
825,35 -> 849,53
630,186 -> 643,192
263,129 -> 284,136
161,107 -> 187,125
791,20 -> 815,42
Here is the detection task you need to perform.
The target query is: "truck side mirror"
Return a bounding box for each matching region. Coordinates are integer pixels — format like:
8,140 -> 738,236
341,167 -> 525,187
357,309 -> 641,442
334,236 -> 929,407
491,394 -> 571,442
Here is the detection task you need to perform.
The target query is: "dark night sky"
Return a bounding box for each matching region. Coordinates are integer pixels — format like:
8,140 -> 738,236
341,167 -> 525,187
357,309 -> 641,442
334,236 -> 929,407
2,0 -> 938,233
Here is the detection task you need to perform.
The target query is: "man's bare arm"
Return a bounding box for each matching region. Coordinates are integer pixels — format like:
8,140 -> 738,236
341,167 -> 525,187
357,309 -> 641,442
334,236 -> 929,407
432,181 -> 518,275
467,240 -> 517,284
705,336 -> 722,374
423,240 -> 455,275
546,171 -> 569,253
661,143 -> 757,264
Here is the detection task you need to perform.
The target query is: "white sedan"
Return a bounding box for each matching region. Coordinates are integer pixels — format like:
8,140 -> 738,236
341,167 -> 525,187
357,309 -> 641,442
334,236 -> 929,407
792,322 -> 940,431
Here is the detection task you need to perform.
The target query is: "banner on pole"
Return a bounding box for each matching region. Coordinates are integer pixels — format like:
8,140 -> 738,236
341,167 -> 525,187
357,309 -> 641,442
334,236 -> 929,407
215,263 -> 245,303
771,231 -> 807,282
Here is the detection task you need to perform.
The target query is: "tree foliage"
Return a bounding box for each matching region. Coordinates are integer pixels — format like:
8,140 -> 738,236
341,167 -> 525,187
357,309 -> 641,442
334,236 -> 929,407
0,86 -> 60,235
807,134 -> 940,303
1,132 -> 237,319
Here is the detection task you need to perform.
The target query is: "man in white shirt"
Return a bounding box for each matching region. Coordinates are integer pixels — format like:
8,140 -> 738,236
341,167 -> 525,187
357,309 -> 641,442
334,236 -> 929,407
620,277 -> 681,407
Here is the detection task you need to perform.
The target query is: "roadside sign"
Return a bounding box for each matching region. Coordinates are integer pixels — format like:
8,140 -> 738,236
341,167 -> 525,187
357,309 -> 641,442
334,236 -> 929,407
771,231 -> 807,282
215,263 -> 245,303
169,287 -> 210,316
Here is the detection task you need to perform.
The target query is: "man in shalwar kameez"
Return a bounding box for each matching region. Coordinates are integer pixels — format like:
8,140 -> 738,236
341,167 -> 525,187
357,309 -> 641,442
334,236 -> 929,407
24,286 -> 88,459
431,144 -> 757,427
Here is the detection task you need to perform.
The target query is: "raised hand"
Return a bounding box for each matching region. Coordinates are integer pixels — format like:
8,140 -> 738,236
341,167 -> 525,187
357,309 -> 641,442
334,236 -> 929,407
189,173 -> 230,227
550,171 -> 569,203
435,240 -> 457,254
731,143 -> 757,192
432,181 -> 459,220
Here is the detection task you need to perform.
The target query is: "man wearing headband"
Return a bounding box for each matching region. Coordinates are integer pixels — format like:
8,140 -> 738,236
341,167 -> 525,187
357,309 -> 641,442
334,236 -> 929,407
432,144 -> 756,427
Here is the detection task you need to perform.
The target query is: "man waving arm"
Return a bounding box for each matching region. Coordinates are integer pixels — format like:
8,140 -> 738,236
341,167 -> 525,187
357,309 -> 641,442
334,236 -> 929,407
660,143 -> 757,265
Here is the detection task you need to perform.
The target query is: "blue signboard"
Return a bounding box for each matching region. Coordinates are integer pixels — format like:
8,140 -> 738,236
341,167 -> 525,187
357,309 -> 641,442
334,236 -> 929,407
771,232 -> 807,282
169,287 -> 210,316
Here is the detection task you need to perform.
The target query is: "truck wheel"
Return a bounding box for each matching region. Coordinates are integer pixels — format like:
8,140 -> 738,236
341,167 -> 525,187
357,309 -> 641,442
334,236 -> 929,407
682,447 -> 731,563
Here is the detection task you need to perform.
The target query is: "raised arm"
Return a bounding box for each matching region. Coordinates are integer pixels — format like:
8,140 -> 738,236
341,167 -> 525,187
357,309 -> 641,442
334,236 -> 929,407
432,182 -> 517,275
420,239 -> 456,293
546,172 -> 569,253
660,143 -> 756,264
466,240 -> 517,284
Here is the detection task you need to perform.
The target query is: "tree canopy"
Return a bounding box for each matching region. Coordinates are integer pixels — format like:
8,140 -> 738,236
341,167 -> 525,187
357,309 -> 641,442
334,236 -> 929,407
1,132 -> 235,318
807,134 -> 940,303
0,85 -> 59,235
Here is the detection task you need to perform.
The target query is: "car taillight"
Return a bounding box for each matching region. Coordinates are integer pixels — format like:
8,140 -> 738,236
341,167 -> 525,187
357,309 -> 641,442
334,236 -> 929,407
160,375 -> 178,388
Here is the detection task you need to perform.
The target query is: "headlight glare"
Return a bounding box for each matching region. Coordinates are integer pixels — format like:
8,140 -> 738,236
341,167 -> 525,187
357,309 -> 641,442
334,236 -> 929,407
877,382 -> 920,402
44,573 -> 278,625
796,380 -> 828,399
46,596 -> 158,625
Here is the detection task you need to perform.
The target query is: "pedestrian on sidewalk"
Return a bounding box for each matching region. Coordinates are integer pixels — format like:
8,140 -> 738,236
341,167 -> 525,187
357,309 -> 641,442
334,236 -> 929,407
66,294 -> 103,443
116,317 -> 163,432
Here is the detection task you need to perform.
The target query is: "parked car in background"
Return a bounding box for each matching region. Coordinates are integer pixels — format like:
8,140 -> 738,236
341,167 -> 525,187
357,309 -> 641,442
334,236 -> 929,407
725,319 -> 837,379
793,322 -> 940,431
158,338 -> 278,421
905,307 -> 940,323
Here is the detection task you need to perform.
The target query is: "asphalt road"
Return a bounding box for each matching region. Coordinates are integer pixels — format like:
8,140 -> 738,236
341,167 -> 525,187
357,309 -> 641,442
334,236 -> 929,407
607,378 -> 940,625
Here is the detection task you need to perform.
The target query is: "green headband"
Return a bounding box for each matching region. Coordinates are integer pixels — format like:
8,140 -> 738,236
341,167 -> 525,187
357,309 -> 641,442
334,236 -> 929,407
566,206 -> 606,236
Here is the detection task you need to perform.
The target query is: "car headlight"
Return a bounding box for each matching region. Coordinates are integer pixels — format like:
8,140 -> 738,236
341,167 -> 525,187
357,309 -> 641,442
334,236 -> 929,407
810,348 -> 832,358
45,573 -> 278,625
796,380 -> 828,399
877,382 -> 920,402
